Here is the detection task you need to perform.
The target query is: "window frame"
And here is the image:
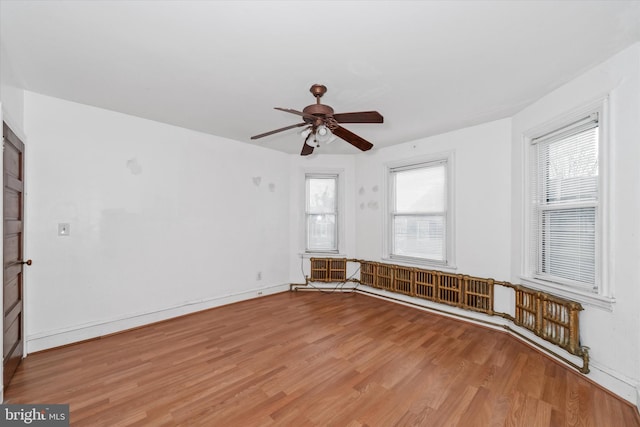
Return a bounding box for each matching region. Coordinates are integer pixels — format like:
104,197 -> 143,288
521,99 -> 613,309
305,173 -> 339,254
384,152 -> 455,268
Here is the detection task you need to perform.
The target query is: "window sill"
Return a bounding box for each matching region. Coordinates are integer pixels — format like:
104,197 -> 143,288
383,256 -> 457,272
520,277 -> 615,311
300,252 -> 345,259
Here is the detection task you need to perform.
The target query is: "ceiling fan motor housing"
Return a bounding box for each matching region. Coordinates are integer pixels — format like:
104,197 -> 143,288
302,104 -> 334,124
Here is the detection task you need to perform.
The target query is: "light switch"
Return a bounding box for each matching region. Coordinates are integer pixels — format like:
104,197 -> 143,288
58,223 -> 70,236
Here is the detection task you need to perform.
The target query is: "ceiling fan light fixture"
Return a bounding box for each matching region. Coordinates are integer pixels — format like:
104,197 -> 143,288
315,125 -> 334,144
316,125 -> 329,137
300,127 -> 312,138
305,135 -> 316,147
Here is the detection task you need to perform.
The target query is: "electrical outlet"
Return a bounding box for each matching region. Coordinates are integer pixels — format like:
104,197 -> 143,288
256,272 -> 262,281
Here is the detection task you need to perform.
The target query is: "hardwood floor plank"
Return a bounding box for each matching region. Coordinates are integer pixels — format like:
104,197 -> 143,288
458,386 -> 493,426
486,392 -> 513,427
4,292 -> 639,426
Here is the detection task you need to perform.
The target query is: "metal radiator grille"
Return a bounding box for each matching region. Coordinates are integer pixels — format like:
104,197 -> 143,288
438,273 -> 462,306
309,258 -> 347,282
514,288 -> 583,355
375,263 -> 394,291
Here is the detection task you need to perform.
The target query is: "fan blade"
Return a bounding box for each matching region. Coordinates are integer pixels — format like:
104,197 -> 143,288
301,134 -> 314,156
251,122 -> 306,140
332,125 -> 374,151
274,107 -> 319,122
333,111 -> 384,123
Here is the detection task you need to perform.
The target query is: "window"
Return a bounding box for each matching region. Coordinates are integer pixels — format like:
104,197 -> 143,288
388,158 -> 451,264
305,174 -> 338,252
528,113 -> 601,292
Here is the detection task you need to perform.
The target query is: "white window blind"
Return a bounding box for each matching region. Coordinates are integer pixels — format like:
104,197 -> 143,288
390,161 -> 447,262
306,175 -> 338,252
530,114 -> 599,289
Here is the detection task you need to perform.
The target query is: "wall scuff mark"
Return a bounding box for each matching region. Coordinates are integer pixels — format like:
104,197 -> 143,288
126,158 -> 142,175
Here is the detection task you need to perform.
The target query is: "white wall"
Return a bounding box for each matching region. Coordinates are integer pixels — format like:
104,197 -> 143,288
0,42 -> 25,137
23,92 -> 292,351
511,43 -> 640,404
354,118 -> 512,281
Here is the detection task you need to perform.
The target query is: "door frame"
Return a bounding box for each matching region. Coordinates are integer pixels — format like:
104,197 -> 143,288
1,103 -> 3,403
1,113 -> 29,402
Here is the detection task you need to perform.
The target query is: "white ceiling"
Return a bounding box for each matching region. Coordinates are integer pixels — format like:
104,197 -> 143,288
1,1 -> 639,155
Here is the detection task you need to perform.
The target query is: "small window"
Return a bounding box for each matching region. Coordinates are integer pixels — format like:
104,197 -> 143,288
389,159 -> 450,264
529,113 -> 600,291
305,174 -> 338,252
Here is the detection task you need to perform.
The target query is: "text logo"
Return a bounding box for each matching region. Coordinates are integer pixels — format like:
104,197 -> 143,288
1,405 -> 69,426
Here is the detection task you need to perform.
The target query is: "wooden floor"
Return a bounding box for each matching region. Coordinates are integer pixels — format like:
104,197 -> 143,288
5,292 -> 640,426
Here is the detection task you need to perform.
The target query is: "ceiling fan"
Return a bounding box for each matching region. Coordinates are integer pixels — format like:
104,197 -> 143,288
251,84 -> 383,156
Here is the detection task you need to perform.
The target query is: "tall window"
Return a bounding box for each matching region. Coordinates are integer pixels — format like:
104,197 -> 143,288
389,159 -> 449,264
529,113 -> 599,290
306,174 -> 338,252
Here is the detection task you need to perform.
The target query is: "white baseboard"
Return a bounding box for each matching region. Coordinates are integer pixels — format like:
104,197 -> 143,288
587,361 -> 640,407
26,284 -> 290,353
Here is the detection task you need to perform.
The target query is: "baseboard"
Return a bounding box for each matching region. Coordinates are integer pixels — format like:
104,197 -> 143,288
586,361 -> 640,407
26,284 -> 290,353
293,283 -> 640,408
